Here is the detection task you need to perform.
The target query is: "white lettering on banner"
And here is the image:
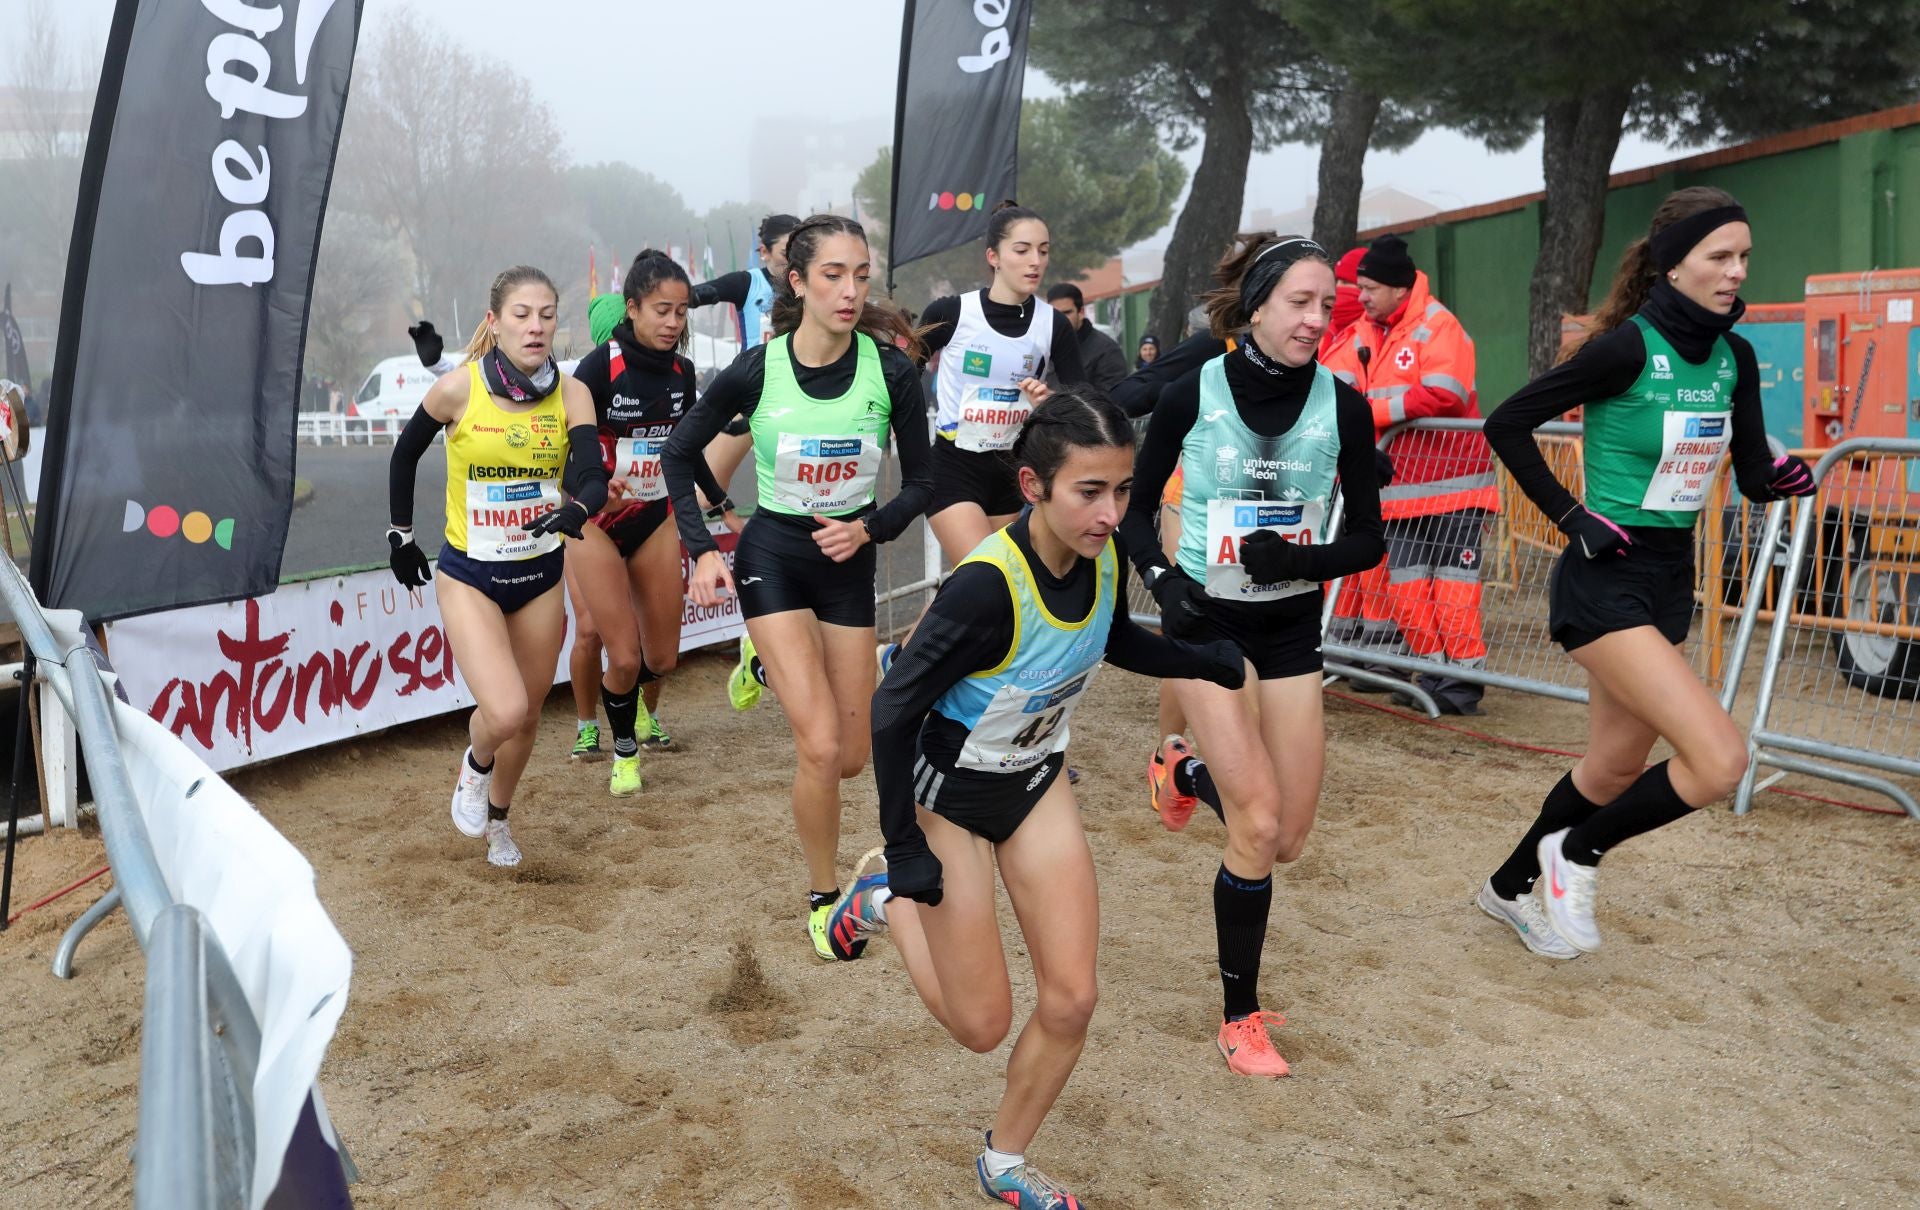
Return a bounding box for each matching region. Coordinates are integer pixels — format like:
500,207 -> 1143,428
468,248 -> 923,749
958,0 -> 1013,73
109,524 -> 744,773
181,0 -> 346,286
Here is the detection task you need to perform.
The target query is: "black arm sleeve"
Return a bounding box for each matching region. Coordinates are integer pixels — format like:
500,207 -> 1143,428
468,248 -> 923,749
1111,334 -> 1228,417
1725,333 -> 1780,501
919,295 -> 960,362
1484,324 -> 1645,525
1098,544 -> 1223,676
1118,369 -> 1201,576
664,350 -> 764,555
562,424 -> 610,513
388,405 -> 443,528
862,349 -> 934,544
691,270 -> 752,309
1046,310 -> 1087,385
872,565 -> 1017,895
1292,384 -> 1385,581
681,360 -> 730,507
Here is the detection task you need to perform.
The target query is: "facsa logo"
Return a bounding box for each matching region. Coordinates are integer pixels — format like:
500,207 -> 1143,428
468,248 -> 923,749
930,191 -> 988,212
1650,354 -> 1673,379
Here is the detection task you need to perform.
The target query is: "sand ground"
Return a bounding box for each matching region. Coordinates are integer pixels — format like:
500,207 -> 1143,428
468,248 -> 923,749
2,651 -> 1916,1208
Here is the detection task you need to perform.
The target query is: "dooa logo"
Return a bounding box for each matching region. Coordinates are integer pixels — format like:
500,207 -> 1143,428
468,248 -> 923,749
124,500 -> 236,550
930,191 -> 987,212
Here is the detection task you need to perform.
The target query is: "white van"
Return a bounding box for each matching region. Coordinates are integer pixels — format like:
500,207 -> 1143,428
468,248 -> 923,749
349,354 -> 464,419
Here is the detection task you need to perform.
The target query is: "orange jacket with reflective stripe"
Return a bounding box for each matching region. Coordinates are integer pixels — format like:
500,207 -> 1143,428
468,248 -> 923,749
1321,272 -> 1497,518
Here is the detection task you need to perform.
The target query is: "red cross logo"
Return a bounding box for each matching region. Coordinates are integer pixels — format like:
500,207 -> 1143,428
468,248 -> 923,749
1394,347 -> 1415,371
1460,549 -> 1477,567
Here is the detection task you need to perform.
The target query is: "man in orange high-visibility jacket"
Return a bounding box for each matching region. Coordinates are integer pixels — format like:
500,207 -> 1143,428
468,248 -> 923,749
1322,235 -> 1497,714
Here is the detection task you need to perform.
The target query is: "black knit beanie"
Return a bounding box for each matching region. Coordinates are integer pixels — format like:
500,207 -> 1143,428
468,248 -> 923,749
1356,235 -> 1416,288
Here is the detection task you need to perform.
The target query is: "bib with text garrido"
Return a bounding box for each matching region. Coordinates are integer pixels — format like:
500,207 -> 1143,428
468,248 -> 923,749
1204,499 -> 1324,601
954,385 -> 1034,452
770,434 -> 881,513
464,479 -> 561,560
1641,410 -> 1731,512
614,436 -> 669,502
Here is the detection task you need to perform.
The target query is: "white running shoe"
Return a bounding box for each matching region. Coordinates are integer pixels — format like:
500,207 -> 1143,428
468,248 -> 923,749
1536,828 -> 1602,952
1477,878 -> 1580,959
451,748 -> 491,839
485,818 -> 522,867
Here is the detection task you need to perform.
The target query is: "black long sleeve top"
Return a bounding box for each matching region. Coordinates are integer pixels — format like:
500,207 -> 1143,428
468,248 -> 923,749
1110,333 -> 1230,417
660,334 -> 933,557
920,289 -> 1089,386
873,513 -> 1233,893
690,268 -> 771,310
1485,281 -> 1780,555
1118,341 -> 1385,600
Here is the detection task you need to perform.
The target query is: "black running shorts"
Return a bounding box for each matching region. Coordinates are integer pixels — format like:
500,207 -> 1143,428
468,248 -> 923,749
1547,544 -> 1694,652
929,438 -> 1025,518
436,545 -> 565,614
731,512 -> 877,628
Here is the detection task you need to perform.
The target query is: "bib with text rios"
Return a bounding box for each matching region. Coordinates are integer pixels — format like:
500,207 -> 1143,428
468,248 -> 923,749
958,667 -> 1099,773
1641,411 -> 1731,512
954,385 -> 1033,452
464,479 -> 562,559
1204,499 -> 1323,601
770,434 -> 881,513
614,436 -> 670,502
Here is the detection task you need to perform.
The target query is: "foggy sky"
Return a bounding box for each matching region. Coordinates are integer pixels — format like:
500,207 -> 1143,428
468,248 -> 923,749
47,0 -> 1713,245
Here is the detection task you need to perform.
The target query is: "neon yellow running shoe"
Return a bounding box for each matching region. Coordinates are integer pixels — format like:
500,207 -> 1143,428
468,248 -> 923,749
807,900 -> 837,961
728,634 -> 763,712
609,754 -> 643,798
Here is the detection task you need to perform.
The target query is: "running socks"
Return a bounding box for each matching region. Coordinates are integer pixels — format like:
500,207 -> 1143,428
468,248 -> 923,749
1560,760 -> 1694,866
1214,865 -> 1273,1020
601,681 -> 641,757
750,655 -> 769,688
468,749 -> 495,775
808,888 -> 841,911
576,719 -> 594,733
486,802 -> 508,821
1173,758 -> 1226,823
982,1135 -> 1023,1179
1489,771 -> 1602,898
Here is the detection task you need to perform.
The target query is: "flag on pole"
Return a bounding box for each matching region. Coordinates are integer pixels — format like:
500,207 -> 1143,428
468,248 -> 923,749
610,248 -> 621,294
589,246 -> 598,299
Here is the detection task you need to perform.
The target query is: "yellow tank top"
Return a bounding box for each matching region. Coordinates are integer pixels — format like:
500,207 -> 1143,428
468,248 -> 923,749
443,362 -> 569,559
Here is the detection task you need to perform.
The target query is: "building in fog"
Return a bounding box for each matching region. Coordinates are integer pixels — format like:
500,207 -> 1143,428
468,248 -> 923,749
748,114 -> 890,219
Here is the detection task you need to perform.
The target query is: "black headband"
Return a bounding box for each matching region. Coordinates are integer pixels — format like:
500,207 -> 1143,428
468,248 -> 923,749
1650,205 -> 1748,272
1240,237 -> 1328,317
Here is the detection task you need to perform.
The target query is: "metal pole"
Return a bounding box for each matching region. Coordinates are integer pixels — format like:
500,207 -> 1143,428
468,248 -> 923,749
134,903 -> 218,1210
1,652 -> 33,928
53,884 -> 121,978
1716,496 -> 1789,713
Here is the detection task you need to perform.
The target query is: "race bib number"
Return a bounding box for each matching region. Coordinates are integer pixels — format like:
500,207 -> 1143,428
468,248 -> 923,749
770,433 -> 881,513
464,479 -> 561,560
1641,410 -> 1731,512
614,436 -> 669,502
954,385 -> 1032,452
1204,498 -> 1323,601
957,668 -> 1099,773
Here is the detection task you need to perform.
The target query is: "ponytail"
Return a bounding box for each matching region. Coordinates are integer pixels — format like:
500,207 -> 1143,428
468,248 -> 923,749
1573,185 -> 1743,360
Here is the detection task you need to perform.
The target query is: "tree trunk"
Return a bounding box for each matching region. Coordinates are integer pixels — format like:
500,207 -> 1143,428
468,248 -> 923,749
1150,69 -> 1254,347
1527,88 -> 1632,376
1311,83 -> 1382,253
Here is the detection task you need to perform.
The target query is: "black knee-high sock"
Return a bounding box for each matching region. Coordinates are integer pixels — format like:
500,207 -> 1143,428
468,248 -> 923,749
1560,760 -> 1695,866
1173,758 -> 1226,823
1488,771 -> 1602,898
601,681 -> 640,757
1214,865 -> 1272,1020
750,655 -> 769,687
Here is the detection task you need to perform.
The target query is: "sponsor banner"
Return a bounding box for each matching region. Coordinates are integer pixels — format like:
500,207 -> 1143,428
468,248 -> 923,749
110,525 -> 743,772
887,0 -> 1033,269
32,0 -> 363,619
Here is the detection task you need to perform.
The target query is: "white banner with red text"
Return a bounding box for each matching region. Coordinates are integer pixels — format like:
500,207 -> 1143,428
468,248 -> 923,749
107,526 -> 743,772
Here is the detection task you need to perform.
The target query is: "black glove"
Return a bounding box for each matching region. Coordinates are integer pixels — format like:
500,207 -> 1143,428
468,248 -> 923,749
1239,528 -> 1312,585
1198,639 -> 1247,690
1148,566 -> 1208,639
1767,453 -> 1815,499
1558,505 -> 1632,560
526,500 -> 590,540
387,529 -> 431,588
884,846 -> 944,907
408,321 -> 444,368
1374,447 -> 1396,488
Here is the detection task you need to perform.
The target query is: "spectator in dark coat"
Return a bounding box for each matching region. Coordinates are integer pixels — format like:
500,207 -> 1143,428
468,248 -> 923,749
1044,283 -> 1129,394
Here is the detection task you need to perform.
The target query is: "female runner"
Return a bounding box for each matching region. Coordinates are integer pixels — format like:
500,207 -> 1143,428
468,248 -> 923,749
1478,187 -> 1813,955
662,214 -> 932,960
829,391 -> 1243,1207
387,266 -> 607,867
1121,234 -> 1385,1076
563,251 -> 739,791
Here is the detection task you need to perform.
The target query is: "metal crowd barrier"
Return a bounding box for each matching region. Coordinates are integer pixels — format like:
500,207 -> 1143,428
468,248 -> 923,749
0,559 -> 257,1207
296,412 -> 411,445
1735,438 -> 1920,818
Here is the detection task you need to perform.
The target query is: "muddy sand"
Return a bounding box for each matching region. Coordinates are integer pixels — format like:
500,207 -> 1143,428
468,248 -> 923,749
3,652 -> 1915,1208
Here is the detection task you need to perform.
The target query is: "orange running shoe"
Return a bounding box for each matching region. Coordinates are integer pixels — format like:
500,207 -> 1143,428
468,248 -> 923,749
1148,734 -> 1199,831
1217,1011 -> 1291,1078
